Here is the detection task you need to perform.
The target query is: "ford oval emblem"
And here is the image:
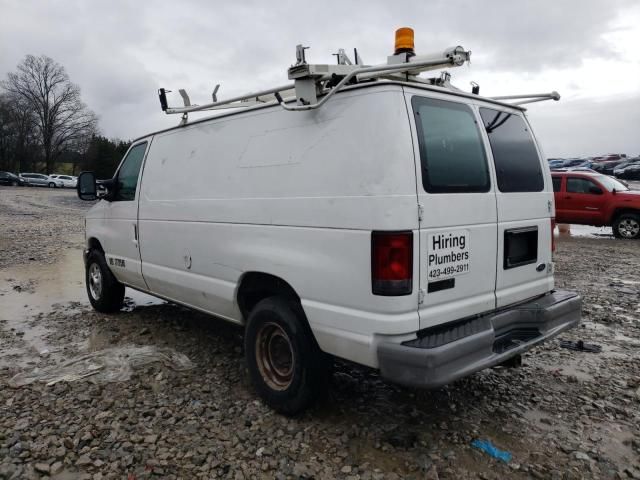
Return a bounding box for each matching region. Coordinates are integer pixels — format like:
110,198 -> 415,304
536,263 -> 546,272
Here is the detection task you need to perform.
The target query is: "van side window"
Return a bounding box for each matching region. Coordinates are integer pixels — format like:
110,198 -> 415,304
412,97 -> 490,193
552,177 -> 562,192
479,108 -> 544,193
114,142 -> 147,201
567,178 -> 602,194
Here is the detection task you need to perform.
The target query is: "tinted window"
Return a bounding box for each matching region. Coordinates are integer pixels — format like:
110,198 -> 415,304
480,108 -> 544,192
567,178 -> 602,194
412,97 -> 490,193
114,143 -> 147,201
552,177 -> 562,192
60,176 -> 71,180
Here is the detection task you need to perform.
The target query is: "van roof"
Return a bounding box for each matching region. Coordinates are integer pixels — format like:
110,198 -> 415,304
133,80 -> 526,144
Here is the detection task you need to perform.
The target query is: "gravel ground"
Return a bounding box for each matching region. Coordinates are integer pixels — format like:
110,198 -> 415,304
1,186 -> 639,480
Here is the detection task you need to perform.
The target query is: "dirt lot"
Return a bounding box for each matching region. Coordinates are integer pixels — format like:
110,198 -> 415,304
1,186 -> 639,480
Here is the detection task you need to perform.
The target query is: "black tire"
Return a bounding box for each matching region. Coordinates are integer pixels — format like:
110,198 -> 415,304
48,182 -> 55,188
244,297 -> 330,415
85,250 -> 125,312
613,213 -> 640,239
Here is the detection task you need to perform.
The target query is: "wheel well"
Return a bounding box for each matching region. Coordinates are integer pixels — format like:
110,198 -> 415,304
87,237 -> 104,253
612,208 -> 640,224
237,272 -> 301,320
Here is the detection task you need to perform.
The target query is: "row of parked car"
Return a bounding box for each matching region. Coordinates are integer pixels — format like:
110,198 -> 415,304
548,154 -> 640,180
0,171 -> 78,188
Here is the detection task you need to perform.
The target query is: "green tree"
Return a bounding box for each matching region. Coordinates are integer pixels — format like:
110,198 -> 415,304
83,135 -> 130,179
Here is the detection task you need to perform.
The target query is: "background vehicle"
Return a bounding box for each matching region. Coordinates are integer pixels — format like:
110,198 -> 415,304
19,173 -> 63,187
552,171 -> 640,238
593,154 -> 625,162
562,158 -> 589,168
50,174 -> 78,188
548,159 -> 565,169
615,163 -> 640,180
0,171 -> 25,186
597,160 -> 630,176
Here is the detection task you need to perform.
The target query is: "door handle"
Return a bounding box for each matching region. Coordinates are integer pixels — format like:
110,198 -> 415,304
132,224 -> 138,245
564,195 -> 572,199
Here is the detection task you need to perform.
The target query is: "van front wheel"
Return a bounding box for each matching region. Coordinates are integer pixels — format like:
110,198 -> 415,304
244,297 -> 328,415
85,250 -> 125,312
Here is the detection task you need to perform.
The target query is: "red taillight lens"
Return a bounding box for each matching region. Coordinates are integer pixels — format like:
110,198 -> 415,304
550,218 -> 556,253
372,231 -> 413,296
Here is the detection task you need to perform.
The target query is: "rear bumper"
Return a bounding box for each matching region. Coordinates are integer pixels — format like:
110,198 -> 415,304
377,290 -> 581,389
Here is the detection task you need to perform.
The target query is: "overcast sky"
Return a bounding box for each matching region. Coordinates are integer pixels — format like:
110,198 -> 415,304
1,0 -> 638,158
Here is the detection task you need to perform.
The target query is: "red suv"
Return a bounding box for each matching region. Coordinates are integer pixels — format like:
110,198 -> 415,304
552,171 -> 640,239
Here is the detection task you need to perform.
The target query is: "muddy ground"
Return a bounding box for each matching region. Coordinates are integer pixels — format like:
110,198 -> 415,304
0,186 -> 639,480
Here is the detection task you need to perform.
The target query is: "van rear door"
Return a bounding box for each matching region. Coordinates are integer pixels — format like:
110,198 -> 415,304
406,92 -> 498,330
478,107 -> 554,307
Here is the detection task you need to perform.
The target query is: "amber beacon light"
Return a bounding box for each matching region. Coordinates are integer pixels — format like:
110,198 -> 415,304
394,27 -> 415,55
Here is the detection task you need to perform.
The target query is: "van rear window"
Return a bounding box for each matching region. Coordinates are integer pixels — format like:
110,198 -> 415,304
480,108 -> 544,192
412,97 -> 490,193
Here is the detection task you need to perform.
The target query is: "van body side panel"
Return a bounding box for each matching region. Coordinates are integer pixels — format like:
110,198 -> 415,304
137,87 -> 419,367
404,89 -> 499,331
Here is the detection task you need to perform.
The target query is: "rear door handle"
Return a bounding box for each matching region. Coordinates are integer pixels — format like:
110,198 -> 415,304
133,223 -> 138,245
564,195 -> 572,199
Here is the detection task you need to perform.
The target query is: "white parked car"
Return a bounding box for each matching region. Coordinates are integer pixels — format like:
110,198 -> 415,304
19,173 -> 63,188
49,174 -> 77,188
77,29 -> 581,413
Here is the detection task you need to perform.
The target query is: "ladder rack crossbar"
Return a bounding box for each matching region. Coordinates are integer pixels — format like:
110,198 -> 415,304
165,83 -> 296,114
277,56 -> 464,111
490,92 -> 560,102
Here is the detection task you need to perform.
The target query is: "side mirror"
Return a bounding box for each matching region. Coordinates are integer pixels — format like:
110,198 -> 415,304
588,186 -> 603,195
77,171 -> 97,200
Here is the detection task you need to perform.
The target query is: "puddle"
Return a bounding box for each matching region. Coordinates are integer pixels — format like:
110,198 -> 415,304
556,224 -> 613,239
581,321 -> 640,354
0,243 -> 165,368
589,422 -> 636,467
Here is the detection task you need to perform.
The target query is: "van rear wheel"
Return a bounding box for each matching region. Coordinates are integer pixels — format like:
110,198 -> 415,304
244,297 -> 329,415
613,213 -> 640,239
85,250 -> 125,312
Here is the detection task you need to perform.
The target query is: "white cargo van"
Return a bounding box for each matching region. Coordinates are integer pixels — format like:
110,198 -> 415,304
77,29 -> 581,413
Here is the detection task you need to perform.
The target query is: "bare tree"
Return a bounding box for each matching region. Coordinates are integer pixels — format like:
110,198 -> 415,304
1,55 -> 97,173
0,93 -> 39,172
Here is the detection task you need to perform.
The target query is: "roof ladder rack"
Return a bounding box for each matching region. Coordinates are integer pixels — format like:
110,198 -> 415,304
156,27 -> 559,125
489,91 -> 561,106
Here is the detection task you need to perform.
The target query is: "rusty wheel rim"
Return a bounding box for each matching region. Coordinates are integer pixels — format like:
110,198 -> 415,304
255,322 -> 294,391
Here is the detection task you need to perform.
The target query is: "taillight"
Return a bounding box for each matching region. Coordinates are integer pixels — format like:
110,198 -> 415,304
550,218 -> 556,253
371,231 -> 413,296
